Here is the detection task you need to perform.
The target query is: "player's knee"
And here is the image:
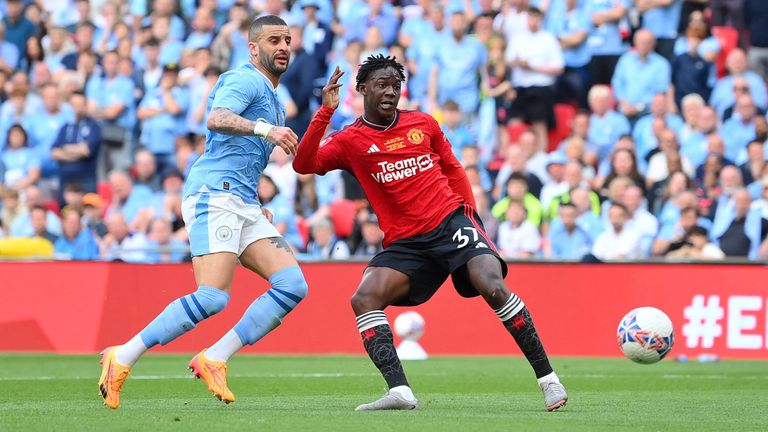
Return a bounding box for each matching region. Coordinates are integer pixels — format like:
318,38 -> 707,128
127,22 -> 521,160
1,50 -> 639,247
473,274 -> 508,301
269,265 -> 308,304
195,285 -> 230,315
350,289 -> 381,314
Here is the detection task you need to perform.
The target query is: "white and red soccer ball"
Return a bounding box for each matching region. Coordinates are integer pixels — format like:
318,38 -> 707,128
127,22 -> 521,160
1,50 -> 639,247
394,311 -> 425,341
617,307 -> 674,364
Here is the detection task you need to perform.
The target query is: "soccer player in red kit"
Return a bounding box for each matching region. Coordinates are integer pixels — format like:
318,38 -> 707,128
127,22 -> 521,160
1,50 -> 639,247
293,55 -> 568,412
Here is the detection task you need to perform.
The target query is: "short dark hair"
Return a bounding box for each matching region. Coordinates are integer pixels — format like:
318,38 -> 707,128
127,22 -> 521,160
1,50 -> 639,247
686,225 -> 708,238
442,100 -> 460,111
248,15 -> 288,42
506,172 -> 528,185
680,206 -> 699,217
559,202 -> 577,210
356,54 -> 406,89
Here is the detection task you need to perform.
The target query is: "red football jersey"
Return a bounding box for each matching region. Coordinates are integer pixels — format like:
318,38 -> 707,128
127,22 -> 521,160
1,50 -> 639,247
294,106 -> 475,247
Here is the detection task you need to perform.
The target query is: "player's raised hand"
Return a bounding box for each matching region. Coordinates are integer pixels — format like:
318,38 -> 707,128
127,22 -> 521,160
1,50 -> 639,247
267,126 -> 299,156
322,66 -> 345,109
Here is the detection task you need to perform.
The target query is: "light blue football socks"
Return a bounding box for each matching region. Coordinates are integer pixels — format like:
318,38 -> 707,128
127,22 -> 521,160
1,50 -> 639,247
206,266 -> 308,361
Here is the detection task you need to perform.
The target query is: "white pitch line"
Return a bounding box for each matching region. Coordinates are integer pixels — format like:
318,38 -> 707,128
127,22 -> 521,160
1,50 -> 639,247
0,372 -> 382,382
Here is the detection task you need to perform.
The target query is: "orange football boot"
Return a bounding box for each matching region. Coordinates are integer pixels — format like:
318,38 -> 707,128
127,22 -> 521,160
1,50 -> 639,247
98,346 -> 131,409
189,350 -> 235,403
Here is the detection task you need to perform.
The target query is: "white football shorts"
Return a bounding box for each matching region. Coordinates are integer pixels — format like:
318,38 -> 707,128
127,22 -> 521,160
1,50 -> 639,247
182,192 -> 281,257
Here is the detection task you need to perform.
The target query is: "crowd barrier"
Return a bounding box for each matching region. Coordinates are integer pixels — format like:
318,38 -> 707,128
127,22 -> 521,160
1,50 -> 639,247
1,261 -> 767,359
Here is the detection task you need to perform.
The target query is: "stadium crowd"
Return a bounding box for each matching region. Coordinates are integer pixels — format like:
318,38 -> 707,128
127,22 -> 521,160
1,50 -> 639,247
0,0 -> 766,262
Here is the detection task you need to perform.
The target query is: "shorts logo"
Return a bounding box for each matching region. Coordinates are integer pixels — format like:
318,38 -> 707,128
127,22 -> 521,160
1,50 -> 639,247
407,128 -> 424,144
215,226 -> 233,242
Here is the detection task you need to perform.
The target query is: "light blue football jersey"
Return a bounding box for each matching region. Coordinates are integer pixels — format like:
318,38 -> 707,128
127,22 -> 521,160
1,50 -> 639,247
183,63 -> 285,204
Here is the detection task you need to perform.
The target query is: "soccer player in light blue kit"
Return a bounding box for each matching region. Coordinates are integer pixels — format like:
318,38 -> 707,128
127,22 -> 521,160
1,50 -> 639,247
98,16 -> 308,409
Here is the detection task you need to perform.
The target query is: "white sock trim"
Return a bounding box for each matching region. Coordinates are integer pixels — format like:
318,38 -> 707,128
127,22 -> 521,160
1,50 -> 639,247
537,371 -> 559,385
115,334 -> 148,367
205,329 -> 244,362
494,294 -> 525,322
356,310 -> 389,332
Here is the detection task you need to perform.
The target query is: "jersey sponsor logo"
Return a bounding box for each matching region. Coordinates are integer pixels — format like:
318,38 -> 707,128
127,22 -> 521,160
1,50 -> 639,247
407,128 -> 424,144
367,144 -> 381,153
384,137 -> 406,151
371,154 -> 434,184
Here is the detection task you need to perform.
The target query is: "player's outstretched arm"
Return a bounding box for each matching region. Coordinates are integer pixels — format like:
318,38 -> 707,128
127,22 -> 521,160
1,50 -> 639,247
208,107 -> 299,155
293,67 -> 345,174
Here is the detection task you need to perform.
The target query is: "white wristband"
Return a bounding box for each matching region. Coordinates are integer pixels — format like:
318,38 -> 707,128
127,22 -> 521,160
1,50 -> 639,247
253,120 -> 273,138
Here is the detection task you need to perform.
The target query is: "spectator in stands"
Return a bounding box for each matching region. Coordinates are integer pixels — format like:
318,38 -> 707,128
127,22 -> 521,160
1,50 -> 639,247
460,147 -> 492,191
100,210 -> 149,263
547,161 -> 601,220
597,148 -> 646,195
405,5 -> 444,110
497,199 -> 541,258
281,25 -> 319,139
584,0 -> 630,85
636,0 -> 682,61
0,188 -> 23,233
612,29 -> 671,121
133,149 -> 161,192
1,124 -> 39,191
81,192 -> 107,238
51,90 -> 100,200
678,93 -> 705,143
551,0 -> 591,109
621,184 -> 659,256
646,129 -> 695,188
428,10 -> 487,126
539,152 -> 569,212
633,93 -> 684,158
545,202 -> 592,260
720,94 -> 758,163
651,169 -> 693,216
61,22 -> 97,71
3,0 -> 36,60
670,20 -> 715,109
494,145 -> 543,200
137,63 -> 188,170
145,217 -> 187,263
26,83 -> 73,180
353,213 -> 384,257
741,140 -> 766,186
561,136 -> 595,180
590,202 -> 643,261
745,0 -> 768,81
60,182 -> 85,214
711,188 -> 768,259
654,201 -> 700,255
305,218 -> 350,259
587,84 -> 630,162
184,8 -> 215,51
54,207 -> 98,260
441,100 -> 475,159
300,1 -> 333,69
86,50 -> 135,174
572,186 -> 605,241
711,0 -> 745,48
666,225 -> 725,260
505,6 -> 564,152
106,170 -> 154,226
344,0 -> 399,46
493,172 -> 543,227
709,49 -> 768,118
0,21 -> 20,73
681,104 -> 717,167
43,26 -> 73,76
28,205 -> 58,243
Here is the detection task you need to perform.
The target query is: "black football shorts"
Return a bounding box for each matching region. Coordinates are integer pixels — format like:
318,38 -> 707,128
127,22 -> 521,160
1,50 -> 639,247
367,204 -> 508,306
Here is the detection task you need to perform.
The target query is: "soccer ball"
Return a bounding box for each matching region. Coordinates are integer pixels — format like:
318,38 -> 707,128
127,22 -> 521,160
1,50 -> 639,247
617,307 -> 674,364
394,311 -> 425,341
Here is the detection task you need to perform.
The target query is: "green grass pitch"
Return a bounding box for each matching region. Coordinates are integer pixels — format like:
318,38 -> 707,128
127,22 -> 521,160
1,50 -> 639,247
0,354 -> 766,432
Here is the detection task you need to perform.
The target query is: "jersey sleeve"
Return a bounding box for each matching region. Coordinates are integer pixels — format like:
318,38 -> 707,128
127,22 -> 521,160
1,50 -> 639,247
293,105 -> 349,175
425,114 -> 476,208
210,71 -> 260,115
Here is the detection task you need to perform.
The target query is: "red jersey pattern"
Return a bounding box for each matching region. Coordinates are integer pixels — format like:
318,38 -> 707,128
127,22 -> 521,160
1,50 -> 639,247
296,106 -> 473,248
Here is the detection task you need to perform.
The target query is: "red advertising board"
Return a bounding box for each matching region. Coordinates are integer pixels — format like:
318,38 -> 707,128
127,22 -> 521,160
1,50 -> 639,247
1,262 -> 766,359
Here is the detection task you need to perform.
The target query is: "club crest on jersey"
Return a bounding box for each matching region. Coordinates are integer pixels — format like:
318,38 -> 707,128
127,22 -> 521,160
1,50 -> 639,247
407,128 -> 424,144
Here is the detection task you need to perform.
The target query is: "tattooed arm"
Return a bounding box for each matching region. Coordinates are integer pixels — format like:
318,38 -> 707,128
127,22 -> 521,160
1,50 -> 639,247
206,107 -> 259,135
